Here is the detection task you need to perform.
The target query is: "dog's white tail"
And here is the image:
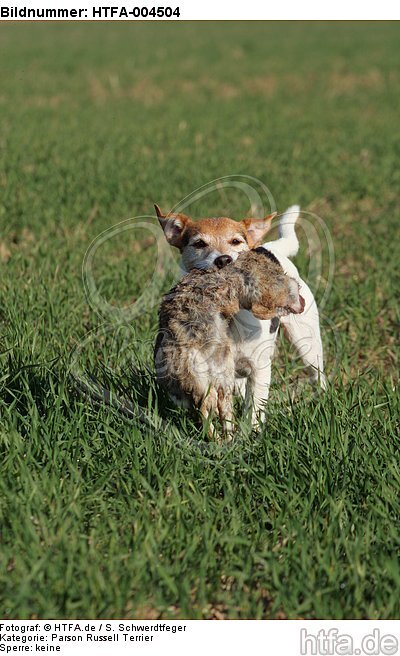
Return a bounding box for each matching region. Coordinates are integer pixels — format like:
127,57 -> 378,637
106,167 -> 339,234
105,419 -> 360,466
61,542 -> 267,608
263,204 -> 300,259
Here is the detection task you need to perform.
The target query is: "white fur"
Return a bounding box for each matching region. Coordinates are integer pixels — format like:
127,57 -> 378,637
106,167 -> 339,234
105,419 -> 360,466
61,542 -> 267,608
233,207 -> 326,423
263,204 -> 300,258
179,205 -> 326,425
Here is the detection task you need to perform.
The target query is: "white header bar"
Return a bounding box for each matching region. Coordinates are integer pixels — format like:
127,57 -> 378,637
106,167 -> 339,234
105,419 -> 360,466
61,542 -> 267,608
0,0 -> 399,20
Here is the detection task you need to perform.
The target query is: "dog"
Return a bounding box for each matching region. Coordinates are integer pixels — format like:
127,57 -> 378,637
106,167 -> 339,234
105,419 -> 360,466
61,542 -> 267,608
155,203 -> 326,424
155,248 -> 305,439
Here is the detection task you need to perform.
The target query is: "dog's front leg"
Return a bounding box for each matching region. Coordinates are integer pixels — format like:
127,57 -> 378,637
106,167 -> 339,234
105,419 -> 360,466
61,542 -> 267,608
230,310 -> 278,428
234,377 -> 247,399
246,358 -> 272,427
239,319 -> 278,428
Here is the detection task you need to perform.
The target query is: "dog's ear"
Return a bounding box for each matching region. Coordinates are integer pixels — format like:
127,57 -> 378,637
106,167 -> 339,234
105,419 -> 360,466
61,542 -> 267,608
241,212 -> 276,248
251,279 -> 305,320
154,204 -> 165,219
155,204 -> 189,249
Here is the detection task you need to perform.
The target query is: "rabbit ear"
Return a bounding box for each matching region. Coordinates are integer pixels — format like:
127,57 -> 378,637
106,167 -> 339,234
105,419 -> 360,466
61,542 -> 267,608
241,212 -> 276,247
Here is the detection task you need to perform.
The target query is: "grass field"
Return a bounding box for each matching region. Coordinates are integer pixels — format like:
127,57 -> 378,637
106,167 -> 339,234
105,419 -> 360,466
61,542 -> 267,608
0,22 -> 399,619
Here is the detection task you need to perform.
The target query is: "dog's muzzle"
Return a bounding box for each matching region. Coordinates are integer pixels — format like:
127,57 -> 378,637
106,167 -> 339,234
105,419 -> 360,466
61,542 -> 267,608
214,254 -> 233,269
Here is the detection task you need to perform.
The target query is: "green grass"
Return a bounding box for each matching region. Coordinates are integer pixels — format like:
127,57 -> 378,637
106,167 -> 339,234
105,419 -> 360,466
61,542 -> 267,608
0,22 -> 399,619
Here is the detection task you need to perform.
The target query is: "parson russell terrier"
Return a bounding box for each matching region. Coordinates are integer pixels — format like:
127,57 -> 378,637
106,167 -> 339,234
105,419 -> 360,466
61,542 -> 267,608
155,204 -> 326,425
155,248 -> 305,438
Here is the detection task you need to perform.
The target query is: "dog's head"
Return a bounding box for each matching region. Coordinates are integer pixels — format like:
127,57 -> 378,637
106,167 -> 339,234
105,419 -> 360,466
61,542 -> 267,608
155,204 -> 275,272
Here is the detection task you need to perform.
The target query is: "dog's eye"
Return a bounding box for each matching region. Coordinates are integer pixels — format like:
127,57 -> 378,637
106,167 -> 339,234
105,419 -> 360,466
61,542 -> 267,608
193,239 -> 207,249
230,238 -> 243,246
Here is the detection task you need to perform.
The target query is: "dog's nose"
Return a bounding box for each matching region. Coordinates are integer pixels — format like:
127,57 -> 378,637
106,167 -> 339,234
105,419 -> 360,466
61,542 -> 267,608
214,255 -> 233,269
